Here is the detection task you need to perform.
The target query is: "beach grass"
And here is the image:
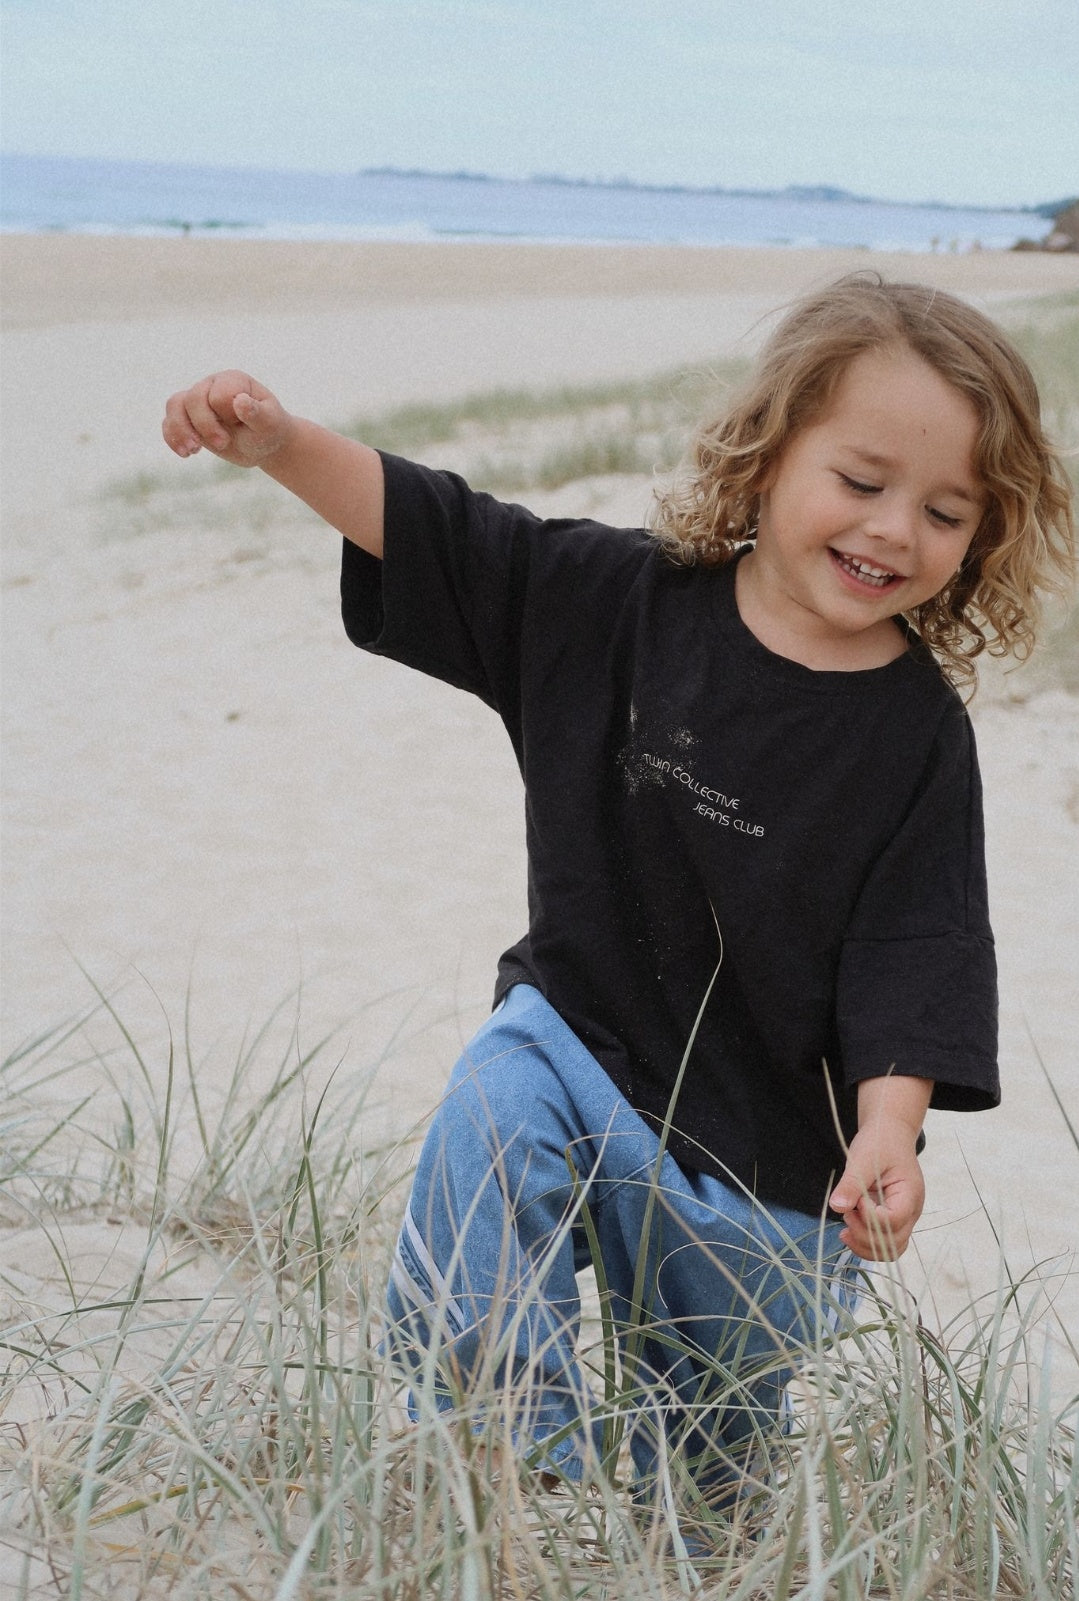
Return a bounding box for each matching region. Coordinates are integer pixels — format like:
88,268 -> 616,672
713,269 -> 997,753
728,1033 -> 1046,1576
997,292 -> 1079,472
333,292 -> 1079,500
2,988 -> 1076,1599
117,289 -> 1077,509
339,361 -> 750,497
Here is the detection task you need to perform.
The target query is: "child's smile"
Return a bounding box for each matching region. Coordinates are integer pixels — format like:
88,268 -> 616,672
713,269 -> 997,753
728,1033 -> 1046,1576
830,549 -> 905,590
736,345 -> 984,670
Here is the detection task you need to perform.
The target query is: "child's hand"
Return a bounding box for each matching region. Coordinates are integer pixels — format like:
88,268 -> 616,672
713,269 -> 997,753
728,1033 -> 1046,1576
162,371 -> 294,468
829,1075 -> 932,1260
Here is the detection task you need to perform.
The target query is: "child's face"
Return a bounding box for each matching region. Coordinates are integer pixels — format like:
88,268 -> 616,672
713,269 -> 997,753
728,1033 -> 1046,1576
747,345 -> 984,662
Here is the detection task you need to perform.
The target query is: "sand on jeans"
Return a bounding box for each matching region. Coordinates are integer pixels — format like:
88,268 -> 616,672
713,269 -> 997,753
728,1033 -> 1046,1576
1,234 -> 1077,1383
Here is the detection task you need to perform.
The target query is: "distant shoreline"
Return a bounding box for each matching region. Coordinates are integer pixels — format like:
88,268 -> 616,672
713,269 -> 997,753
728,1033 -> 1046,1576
3,149 -> 1068,216
1,153 -> 1061,250
353,164 -> 1064,217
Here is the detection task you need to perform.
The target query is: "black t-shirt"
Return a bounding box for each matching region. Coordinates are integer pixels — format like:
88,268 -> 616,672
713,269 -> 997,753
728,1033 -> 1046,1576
341,453 -> 999,1213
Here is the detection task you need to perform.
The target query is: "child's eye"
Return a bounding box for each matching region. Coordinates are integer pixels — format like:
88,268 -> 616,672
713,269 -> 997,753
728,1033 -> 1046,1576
838,474 -> 880,495
928,507 -> 964,529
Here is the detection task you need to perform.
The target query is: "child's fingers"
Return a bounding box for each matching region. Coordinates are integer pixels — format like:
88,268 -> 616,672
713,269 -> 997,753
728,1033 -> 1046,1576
162,392 -> 206,458
839,1196 -> 896,1259
162,384 -> 232,456
232,391 -> 272,434
830,1135 -> 924,1260
187,382 -> 245,451
832,1165 -> 900,1257
163,371 -> 268,458
829,1161 -> 876,1220
840,1188 -> 919,1260
229,389 -> 292,460
205,370 -> 260,423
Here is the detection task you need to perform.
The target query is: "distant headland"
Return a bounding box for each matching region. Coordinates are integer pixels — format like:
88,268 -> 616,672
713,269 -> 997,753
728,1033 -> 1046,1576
357,165 -> 1072,219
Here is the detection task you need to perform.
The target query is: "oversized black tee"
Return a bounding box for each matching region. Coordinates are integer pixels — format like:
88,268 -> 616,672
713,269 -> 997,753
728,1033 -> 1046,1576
341,453 -> 999,1214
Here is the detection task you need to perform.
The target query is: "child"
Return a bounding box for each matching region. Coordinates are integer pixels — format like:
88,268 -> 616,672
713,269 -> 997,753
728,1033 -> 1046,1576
163,275 -> 1074,1511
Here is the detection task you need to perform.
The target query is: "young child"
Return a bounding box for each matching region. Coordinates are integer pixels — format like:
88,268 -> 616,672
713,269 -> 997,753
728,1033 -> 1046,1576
163,275 -> 1074,1510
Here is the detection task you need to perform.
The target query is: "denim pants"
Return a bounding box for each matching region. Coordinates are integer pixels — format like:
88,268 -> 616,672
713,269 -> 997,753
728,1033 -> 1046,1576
385,984 -> 859,1497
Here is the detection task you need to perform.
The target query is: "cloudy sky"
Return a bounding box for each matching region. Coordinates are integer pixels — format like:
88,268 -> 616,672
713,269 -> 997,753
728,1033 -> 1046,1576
2,0 -> 1077,207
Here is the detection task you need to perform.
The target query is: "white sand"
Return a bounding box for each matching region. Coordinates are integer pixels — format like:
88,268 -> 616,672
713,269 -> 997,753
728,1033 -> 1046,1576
2,235 -> 1077,1374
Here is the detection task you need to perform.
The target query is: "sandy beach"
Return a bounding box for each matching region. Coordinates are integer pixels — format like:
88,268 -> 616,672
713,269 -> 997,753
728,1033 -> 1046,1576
2,234 -> 1078,1372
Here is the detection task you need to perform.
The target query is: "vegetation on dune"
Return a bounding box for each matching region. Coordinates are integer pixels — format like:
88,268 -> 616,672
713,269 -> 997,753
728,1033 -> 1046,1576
339,362 -> 750,497
998,292 -> 1079,470
2,986 -> 1076,1599
120,290 -> 1077,508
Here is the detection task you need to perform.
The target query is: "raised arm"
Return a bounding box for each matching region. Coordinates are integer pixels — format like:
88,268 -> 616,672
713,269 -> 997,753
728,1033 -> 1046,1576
162,370 -> 385,558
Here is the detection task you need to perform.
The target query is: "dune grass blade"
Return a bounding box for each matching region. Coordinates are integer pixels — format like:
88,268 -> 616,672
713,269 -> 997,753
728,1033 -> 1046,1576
613,933 -> 724,1481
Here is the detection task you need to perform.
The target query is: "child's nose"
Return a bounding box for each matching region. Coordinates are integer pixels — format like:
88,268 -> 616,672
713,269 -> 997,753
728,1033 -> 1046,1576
866,493 -> 918,546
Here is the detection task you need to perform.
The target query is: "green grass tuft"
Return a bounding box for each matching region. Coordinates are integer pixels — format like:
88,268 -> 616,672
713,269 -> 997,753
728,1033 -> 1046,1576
999,291 -> 1079,490
339,361 -> 749,497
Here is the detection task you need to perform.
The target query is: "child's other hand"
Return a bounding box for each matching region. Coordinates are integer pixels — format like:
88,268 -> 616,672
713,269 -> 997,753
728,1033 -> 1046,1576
829,1073 -> 931,1260
829,1126 -> 926,1261
162,371 -> 294,468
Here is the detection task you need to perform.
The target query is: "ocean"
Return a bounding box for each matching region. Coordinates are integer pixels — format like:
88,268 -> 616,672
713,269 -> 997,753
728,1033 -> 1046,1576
0,152 -> 1048,253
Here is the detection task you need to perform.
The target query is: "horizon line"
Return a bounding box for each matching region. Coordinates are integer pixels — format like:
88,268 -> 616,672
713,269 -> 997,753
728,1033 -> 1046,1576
1,149 -> 1070,219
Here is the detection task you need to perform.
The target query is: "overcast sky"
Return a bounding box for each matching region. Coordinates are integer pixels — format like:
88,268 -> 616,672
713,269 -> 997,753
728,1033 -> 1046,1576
2,0 -> 1077,207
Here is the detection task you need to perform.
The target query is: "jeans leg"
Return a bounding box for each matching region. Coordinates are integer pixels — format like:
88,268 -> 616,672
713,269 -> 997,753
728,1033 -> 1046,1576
384,990 -> 607,1478
604,1167 -> 860,1506
384,985 -> 860,1499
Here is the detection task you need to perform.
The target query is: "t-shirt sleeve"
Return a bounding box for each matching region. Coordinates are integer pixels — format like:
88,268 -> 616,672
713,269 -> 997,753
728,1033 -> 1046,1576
340,451 -> 519,711
340,451 -> 651,741
836,699 -> 999,1110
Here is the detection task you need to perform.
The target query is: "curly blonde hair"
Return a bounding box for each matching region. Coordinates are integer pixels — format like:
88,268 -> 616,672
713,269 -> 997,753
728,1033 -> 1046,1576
652,275 -> 1076,690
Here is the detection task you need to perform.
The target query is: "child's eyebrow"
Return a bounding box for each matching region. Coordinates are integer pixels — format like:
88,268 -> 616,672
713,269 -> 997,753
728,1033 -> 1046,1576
845,448 -> 983,504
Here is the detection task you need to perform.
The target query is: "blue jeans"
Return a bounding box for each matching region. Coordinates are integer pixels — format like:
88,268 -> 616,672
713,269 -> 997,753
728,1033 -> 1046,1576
385,984 -> 859,1500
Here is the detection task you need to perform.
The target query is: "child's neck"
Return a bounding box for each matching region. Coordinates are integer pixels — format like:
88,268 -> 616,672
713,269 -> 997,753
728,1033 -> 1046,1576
734,555 -> 909,672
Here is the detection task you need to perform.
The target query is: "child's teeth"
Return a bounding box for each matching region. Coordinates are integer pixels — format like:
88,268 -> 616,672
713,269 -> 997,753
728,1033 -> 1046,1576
838,553 -> 895,586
